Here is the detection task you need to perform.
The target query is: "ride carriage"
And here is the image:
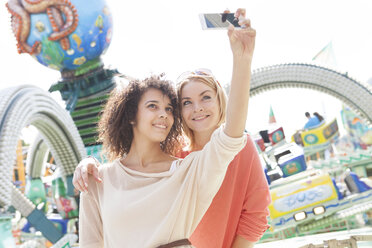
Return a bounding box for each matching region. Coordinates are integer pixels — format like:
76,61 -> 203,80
292,119 -> 340,161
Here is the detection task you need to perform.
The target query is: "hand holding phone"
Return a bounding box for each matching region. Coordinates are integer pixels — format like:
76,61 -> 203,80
199,13 -> 243,30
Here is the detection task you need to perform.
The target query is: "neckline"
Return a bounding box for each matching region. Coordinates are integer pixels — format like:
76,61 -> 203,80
116,159 -> 179,177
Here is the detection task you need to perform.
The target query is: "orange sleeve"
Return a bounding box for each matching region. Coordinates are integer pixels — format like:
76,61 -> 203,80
236,145 -> 271,242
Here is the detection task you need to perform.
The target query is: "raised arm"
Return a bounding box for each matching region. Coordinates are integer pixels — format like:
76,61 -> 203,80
224,9 -> 256,138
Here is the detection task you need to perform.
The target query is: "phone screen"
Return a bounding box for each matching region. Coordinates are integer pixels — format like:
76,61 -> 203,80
199,13 -> 241,30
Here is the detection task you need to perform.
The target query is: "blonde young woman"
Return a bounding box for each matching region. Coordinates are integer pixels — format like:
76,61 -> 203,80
164,10 -> 270,248
175,66 -> 271,248
75,9 -> 266,248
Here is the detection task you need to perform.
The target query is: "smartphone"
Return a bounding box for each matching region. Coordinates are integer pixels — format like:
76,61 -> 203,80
199,13 -> 242,30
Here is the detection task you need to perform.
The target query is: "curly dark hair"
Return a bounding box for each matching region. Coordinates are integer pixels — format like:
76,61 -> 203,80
98,75 -> 182,161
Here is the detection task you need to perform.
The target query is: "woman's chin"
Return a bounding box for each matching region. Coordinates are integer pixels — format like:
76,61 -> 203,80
151,135 -> 169,143
190,125 -> 216,134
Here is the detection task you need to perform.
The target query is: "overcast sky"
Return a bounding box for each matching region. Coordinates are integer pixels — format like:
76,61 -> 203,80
0,0 -> 371,139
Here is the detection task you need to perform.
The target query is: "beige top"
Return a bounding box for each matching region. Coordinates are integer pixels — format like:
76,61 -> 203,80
79,126 -> 246,248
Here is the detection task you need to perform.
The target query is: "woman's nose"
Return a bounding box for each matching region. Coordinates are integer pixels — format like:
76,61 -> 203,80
159,110 -> 168,119
193,103 -> 203,112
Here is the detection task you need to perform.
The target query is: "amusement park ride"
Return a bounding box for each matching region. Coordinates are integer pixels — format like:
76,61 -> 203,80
0,0 -> 372,247
253,111 -> 372,244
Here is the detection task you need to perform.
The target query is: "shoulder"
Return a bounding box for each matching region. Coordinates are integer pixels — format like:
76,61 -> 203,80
84,161 -> 118,196
97,160 -> 118,178
98,160 -> 116,170
244,134 -> 256,148
83,163 -> 117,199
231,134 -> 261,167
237,134 -> 258,155
211,125 -> 247,147
177,153 -> 202,171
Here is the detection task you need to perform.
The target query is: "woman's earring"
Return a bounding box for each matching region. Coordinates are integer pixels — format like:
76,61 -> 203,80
130,121 -> 135,125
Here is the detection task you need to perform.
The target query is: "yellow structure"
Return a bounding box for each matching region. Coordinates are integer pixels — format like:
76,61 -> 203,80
301,119 -> 339,147
13,140 -> 26,191
269,172 -> 339,230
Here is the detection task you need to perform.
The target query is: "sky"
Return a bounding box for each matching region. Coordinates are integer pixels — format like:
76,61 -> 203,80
0,0 -> 371,141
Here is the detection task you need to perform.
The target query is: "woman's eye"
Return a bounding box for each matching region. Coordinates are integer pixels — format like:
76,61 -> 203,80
148,104 -> 157,109
166,107 -> 173,113
183,100 -> 191,106
202,95 -> 211,100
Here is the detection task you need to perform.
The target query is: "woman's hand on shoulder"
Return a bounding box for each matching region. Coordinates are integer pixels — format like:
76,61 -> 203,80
73,157 -> 102,192
227,8 -> 256,60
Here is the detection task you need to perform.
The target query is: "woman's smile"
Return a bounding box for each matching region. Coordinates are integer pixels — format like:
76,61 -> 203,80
192,114 -> 210,121
152,123 -> 168,129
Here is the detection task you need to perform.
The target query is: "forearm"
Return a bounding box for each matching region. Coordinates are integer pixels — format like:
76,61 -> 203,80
224,57 -> 252,137
231,235 -> 255,248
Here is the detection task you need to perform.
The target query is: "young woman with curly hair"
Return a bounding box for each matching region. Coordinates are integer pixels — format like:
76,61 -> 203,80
97,76 -> 182,161
76,9 -> 256,248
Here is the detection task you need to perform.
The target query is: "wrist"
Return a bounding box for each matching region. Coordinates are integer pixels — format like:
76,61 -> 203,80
233,54 -> 253,63
233,58 -> 252,70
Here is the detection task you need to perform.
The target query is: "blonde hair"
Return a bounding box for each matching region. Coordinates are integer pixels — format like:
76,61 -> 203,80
177,75 -> 227,149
